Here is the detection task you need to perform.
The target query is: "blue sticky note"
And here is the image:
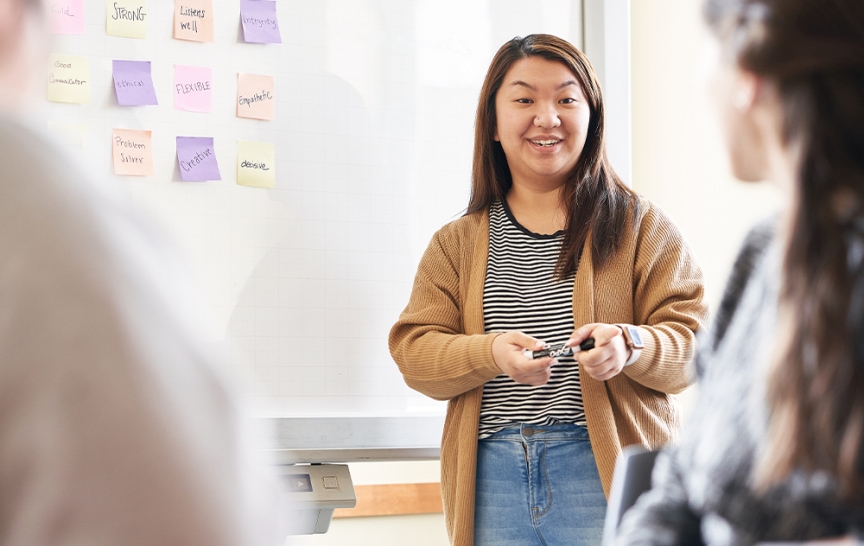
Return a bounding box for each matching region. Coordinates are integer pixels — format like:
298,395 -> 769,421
240,0 -> 282,44
112,60 -> 158,106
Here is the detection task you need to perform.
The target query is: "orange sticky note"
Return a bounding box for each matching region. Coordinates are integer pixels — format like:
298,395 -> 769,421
236,73 -> 275,120
174,0 -> 214,42
112,128 -> 155,176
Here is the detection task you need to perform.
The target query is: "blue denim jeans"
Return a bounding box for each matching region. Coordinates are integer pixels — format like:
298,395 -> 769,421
474,423 -> 607,545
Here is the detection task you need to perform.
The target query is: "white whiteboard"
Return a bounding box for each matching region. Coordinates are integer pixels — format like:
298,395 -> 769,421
37,0 -> 614,454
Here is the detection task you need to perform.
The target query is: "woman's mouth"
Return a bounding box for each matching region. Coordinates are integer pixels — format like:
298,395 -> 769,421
531,139 -> 560,147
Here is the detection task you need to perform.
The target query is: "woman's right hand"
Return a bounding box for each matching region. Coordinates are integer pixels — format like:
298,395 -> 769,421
491,332 -> 554,386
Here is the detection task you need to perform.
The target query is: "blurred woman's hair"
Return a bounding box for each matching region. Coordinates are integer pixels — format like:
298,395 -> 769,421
705,0 -> 864,501
467,33 -> 640,277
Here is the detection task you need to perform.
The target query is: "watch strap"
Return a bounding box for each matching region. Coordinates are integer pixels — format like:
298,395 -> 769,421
616,324 -> 643,366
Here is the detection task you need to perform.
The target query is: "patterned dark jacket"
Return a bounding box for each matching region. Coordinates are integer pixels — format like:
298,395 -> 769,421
616,217 -> 864,545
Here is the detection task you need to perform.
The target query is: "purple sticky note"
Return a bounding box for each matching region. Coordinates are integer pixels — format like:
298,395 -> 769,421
176,136 -> 221,182
113,60 -> 158,106
240,0 -> 282,44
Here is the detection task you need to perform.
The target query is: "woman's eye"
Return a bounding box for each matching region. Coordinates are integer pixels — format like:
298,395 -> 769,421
560,98 -> 577,104
515,98 -> 533,104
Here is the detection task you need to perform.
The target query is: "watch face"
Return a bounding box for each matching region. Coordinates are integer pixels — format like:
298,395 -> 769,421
626,326 -> 644,348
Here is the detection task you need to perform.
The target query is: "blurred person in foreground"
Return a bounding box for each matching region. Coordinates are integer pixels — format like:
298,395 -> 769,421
615,0 -> 864,544
0,0 -> 288,544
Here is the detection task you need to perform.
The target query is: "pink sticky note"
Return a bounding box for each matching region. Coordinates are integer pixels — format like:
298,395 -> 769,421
49,0 -> 86,35
174,64 -> 212,112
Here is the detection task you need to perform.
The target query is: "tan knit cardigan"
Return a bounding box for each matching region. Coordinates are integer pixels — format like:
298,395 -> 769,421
388,198 -> 708,545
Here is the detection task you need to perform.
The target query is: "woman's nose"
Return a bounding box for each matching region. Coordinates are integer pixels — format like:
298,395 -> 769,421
533,104 -> 561,128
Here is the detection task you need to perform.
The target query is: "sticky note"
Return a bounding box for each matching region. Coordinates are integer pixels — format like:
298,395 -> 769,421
174,0 -> 214,42
112,128 -> 154,176
49,0 -> 85,35
113,60 -> 158,106
237,73 -> 275,120
107,0 -> 148,38
47,54 -> 90,104
237,140 -> 275,188
48,122 -> 88,151
240,0 -> 281,44
177,136 -> 221,181
174,64 -> 212,112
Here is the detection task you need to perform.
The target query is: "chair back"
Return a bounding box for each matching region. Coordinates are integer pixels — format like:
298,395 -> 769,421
602,445 -> 660,545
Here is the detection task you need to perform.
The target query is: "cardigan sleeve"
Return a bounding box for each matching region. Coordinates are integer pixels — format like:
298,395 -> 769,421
620,204 -> 708,393
388,221 -> 502,401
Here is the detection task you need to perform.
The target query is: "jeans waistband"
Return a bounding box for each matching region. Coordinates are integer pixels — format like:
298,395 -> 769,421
481,422 -> 589,442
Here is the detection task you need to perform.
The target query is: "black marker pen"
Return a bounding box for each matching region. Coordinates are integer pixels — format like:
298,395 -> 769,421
524,338 -> 595,359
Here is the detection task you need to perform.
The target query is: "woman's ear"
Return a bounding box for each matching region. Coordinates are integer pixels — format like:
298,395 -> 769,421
730,68 -> 761,112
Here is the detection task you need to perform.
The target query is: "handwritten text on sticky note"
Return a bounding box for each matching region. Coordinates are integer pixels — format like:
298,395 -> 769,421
112,128 -> 154,176
107,0 -> 147,38
237,140 -> 275,188
240,0 -> 281,44
174,0 -> 214,42
113,60 -> 158,106
177,136 -> 221,181
48,122 -> 88,152
237,73 -> 275,120
49,0 -> 85,35
174,64 -> 212,112
47,54 -> 90,104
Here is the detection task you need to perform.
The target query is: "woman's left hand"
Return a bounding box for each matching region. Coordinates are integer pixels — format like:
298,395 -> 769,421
566,323 -> 631,381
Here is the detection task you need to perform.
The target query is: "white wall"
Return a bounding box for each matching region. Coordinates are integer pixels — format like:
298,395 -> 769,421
283,1 -> 785,543
630,0 -> 782,309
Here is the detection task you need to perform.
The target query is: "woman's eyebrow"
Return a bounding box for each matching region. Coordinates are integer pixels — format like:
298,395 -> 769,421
508,80 -> 579,90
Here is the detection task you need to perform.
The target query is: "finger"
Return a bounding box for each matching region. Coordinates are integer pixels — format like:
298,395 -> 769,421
584,364 -> 614,381
588,324 -> 623,348
582,356 -> 624,381
515,365 -> 552,386
566,323 -> 599,347
507,332 -> 545,351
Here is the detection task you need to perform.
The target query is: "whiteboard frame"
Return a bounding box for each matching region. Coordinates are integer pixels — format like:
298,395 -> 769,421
584,0 -> 632,186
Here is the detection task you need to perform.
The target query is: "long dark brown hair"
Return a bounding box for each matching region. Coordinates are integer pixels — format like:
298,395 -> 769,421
705,0 -> 864,500
467,34 -> 640,278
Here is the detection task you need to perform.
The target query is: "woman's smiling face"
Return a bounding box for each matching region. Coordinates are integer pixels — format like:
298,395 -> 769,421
494,56 -> 591,189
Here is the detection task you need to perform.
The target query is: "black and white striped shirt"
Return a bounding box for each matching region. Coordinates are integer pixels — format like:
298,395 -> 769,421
479,199 -> 586,438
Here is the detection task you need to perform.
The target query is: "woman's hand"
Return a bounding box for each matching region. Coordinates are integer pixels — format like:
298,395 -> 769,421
491,331 -> 554,386
567,323 -> 631,381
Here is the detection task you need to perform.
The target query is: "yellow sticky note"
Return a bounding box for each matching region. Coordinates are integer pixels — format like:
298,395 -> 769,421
237,140 -> 275,188
47,122 -> 88,151
47,54 -> 90,104
112,128 -> 155,176
237,73 -> 275,120
174,0 -> 214,42
107,0 -> 148,38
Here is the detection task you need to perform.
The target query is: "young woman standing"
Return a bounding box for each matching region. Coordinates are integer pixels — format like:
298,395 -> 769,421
390,34 -> 707,545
